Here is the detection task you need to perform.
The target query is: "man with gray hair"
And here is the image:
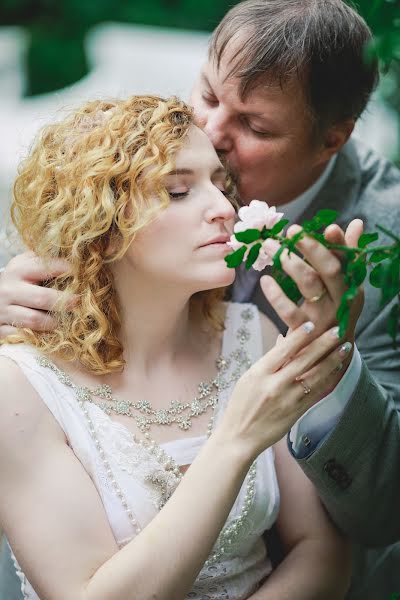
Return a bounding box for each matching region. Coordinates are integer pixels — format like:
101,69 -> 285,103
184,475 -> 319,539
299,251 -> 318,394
0,1 -> 399,598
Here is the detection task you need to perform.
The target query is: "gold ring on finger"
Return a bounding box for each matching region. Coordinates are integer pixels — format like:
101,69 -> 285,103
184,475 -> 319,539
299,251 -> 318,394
306,288 -> 327,303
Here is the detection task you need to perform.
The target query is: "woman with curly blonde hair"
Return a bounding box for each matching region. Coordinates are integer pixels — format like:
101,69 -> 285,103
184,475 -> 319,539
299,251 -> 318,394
0,95 -> 351,600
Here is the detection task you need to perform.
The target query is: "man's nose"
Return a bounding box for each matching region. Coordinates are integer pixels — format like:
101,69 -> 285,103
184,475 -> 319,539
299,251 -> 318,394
203,110 -> 233,153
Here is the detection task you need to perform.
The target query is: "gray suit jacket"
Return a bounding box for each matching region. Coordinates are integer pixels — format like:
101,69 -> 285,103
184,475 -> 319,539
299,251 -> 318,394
0,138 -> 399,599
250,137 -> 400,598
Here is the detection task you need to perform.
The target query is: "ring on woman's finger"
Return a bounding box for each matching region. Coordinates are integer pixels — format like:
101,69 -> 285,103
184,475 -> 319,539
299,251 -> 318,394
297,377 -> 312,395
305,288 -> 328,303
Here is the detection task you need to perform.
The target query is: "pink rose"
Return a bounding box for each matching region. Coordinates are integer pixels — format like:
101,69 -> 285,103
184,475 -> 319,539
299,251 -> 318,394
236,200 -> 284,231
252,241 -> 275,271
227,199 -> 285,272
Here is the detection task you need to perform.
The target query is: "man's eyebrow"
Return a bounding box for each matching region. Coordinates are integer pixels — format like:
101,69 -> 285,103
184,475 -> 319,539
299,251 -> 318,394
200,71 -> 271,121
200,72 -> 212,88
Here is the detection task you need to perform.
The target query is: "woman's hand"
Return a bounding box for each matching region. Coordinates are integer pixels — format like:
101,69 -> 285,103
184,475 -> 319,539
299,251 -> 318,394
220,321 -> 351,459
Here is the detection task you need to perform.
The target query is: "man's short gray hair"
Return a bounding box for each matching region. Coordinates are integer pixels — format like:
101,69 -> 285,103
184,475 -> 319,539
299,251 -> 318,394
209,0 -> 379,132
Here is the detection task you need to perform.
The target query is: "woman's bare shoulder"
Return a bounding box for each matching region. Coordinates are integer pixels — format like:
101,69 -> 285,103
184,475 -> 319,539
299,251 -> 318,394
0,355 -> 65,461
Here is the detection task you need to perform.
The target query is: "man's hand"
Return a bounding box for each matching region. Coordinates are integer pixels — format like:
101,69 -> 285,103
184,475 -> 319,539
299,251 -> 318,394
0,252 -> 74,339
260,219 -> 364,381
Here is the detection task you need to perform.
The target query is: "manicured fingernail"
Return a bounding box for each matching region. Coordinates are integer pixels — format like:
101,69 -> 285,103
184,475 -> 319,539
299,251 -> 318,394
339,342 -> 352,357
330,326 -> 340,338
302,321 -> 315,333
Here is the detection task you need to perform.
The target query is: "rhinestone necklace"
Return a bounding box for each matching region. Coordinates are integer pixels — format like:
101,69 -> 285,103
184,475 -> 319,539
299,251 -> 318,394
72,357 -> 227,434
35,306 -> 258,563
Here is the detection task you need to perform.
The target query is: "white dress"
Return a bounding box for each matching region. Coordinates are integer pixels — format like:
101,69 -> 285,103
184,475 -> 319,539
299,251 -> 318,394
0,302 -> 280,600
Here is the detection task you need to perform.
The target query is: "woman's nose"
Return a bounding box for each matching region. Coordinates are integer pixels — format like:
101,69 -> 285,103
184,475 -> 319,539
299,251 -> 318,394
205,187 -> 236,223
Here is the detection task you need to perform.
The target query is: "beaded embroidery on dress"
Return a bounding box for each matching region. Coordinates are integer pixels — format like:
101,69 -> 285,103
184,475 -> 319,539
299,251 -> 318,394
0,302 -> 280,600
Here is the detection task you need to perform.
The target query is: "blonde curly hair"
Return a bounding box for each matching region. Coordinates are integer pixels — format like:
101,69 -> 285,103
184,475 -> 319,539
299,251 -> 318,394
8,95 -> 237,374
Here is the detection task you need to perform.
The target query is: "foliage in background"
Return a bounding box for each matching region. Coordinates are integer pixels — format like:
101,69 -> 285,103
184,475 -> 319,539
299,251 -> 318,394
0,0 -> 233,95
1,0 -> 399,159
350,0 -> 400,163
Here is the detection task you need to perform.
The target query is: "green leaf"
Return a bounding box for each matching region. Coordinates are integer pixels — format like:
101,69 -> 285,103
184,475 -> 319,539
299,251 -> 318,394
303,210 -> 338,233
310,232 -> 326,244
245,243 -> 262,270
348,261 -> 368,286
381,259 -> 400,305
370,263 -> 385,288
358,232 -> 379,248
269,219 -> 289,235
224,245 -> 246,268
234,229 -> 262,243
313,209 -> 338,226
272,245 -> 285,270
369,250 -> 389,263
336,286 -> 359,337
370,259 -> 400,304
272,268 -> 302,303
388,303 -> 400,347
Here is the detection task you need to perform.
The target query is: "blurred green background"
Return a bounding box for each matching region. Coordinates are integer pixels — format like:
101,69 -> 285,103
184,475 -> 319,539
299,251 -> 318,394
1,0 -> 399,161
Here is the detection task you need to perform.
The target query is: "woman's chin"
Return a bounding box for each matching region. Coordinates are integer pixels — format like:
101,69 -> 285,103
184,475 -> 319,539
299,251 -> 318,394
195,264 -> 236,291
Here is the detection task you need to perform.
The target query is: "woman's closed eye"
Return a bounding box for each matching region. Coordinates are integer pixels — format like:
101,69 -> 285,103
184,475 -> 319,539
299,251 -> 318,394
168,190 -> 189,199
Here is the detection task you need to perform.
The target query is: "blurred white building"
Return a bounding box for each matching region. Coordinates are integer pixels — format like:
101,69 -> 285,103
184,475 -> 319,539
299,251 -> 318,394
0,22 -> 398,264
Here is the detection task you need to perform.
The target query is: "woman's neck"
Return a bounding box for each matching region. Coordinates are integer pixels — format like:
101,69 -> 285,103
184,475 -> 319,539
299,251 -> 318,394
112,264 -> 201,374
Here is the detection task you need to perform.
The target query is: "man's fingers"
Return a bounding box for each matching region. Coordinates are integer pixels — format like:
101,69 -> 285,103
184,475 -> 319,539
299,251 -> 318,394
7,252 -> 71,282
324,220 -> 364,259
11,282 -> 76,312
323,224 -> 346,261
285,225 -> 346,302
0,325 -> 18,339
260,275 -> 309,329
2,306 -> 57,332
323,224 -> 345,245
263,238 -> 327,301
344,219 -> 364,247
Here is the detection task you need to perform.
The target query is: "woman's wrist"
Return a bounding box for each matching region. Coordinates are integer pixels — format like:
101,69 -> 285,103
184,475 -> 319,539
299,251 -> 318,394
210,422 -> 257,470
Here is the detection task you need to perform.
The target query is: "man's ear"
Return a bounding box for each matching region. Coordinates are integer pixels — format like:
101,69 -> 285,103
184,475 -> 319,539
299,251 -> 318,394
319,119 -> 355,162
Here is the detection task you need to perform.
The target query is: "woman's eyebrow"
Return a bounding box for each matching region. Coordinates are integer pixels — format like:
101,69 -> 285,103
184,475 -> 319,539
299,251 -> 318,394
167,169 -> 193,176
167,166 -> 225,177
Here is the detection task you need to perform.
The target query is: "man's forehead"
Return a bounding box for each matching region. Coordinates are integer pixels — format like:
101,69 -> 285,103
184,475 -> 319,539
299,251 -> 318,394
202,61 -> 295,111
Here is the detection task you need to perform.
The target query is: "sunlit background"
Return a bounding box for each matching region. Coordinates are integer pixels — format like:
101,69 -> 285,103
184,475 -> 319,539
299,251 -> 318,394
0,0 -> 399,266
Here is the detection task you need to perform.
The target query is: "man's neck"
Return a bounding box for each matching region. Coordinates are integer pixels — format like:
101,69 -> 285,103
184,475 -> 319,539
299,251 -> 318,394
278,154 -> 338,224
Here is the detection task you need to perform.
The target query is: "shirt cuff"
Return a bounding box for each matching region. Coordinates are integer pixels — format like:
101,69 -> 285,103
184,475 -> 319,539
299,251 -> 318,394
289,346 -> 362,458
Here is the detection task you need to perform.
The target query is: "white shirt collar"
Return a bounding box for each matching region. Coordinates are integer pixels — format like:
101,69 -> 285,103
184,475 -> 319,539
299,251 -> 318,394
278,154 -> 337,224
